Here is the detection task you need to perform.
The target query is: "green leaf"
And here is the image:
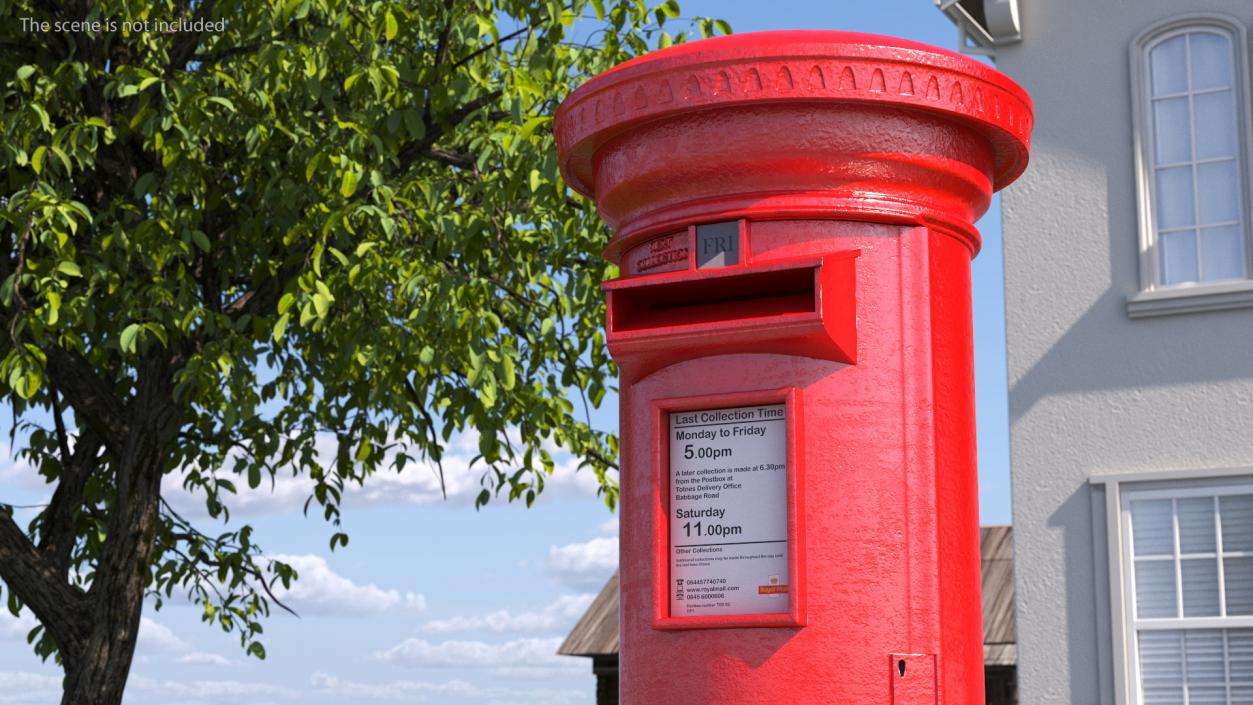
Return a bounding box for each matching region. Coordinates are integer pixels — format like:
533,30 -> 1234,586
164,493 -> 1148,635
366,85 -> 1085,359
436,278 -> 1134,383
56,261 -> 82,278
403,108 -> 425,140
45,291 -> 60,325
312,281 -> 334,318
133,172 -> 158,199
191,230 -> 211,252
518,116 -> 548,141
501,356 -> 516,390
31,105 -> 50,132
480,376 -> 497,407
205,96 -> 236,112
120,323 -> 141,353
16,65 -> 36,81
10,366 -> 41,400
30,146 -> 45,175
384,11 -> 398,40
272,312 -> 290,342
138,76 -> 160,92
314,280 -> 334,304
305,153 -> 322,183
247,465 -> 261,489
50,146 -> 70,174
339,170 -> 360,198
311,294 -> 329,318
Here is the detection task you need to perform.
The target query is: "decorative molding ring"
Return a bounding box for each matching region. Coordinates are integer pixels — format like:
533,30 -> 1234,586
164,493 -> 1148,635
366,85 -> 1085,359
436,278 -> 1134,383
556,31 -> 1033,197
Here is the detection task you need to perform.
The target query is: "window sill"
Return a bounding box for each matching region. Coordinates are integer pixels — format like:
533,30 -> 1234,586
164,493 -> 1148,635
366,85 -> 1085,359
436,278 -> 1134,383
1126,279 -> 1253,318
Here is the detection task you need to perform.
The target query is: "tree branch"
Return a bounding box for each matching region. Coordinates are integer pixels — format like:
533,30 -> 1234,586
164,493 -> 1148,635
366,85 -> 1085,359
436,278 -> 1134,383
166,0 -> 218,73
43,345 -> 129,446
397,90 -> 504,170
0,508 -> 89,659
39,429 -> 104,575
451,20 -> 536,69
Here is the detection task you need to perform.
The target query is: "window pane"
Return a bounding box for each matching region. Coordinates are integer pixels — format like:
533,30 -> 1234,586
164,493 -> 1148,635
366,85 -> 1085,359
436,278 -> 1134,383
1179,497 -> 1218,554
1197,160 -> 1241,225
1154,97 -> 1192,164
1157,167 -> 1196,230
1221,495 -> 1253,551
1195,90 -> 1238,160
1189,686 -> 1226,705
1182,559 -> 1221,616
1225,556 -> 1253,615
1162,231 -> 1200,285
1190,32 -> 1234,91
1137,560 -> 1180,618
1134,499 -> 1177,555
1140,630 -> 1185,705
1200,226 -> 1246,281
1231,630 -> 1253,684
1185,630 -> 1226,704
1152,36 -> 1189,96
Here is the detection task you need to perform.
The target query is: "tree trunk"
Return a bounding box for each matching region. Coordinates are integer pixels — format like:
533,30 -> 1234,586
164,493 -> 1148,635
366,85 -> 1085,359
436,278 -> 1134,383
61,363 -> 178,705
59,448 -> 165,705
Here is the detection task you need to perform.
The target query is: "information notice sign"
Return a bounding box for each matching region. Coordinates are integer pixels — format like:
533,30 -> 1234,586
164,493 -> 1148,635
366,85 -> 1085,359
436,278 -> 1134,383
669,404 -> 789,617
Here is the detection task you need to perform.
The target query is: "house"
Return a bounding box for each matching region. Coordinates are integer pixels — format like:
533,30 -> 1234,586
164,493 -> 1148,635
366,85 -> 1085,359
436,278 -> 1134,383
937,2 -> 1253,705
561,526 -> 1018,705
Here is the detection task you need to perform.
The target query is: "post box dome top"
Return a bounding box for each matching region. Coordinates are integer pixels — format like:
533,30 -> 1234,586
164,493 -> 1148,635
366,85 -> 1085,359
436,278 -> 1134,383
555,30 -> 1033,198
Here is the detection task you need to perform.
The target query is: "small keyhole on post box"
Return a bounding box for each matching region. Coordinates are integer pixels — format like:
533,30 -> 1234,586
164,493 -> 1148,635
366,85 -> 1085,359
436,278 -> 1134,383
898,659 -> 906,677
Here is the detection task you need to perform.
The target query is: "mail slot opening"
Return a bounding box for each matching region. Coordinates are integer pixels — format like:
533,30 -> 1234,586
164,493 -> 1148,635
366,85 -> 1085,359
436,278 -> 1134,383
610,265 -> 818,333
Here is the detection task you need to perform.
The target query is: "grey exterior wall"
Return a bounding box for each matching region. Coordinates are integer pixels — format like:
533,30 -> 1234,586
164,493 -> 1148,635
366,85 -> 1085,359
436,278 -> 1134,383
992,1 -> 1253,704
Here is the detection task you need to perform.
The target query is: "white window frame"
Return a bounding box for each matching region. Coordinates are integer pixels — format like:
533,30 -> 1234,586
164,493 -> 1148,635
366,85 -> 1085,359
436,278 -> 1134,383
1092,468 -> 1253,705
1128,14 -> 1253,318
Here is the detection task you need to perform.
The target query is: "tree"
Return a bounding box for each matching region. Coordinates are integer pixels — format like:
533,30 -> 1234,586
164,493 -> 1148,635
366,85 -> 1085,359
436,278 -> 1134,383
0,1 -> 727,702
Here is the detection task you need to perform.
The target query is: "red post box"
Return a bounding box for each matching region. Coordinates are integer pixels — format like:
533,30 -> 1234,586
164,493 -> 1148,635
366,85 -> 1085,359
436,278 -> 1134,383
555,31 -> 1032,705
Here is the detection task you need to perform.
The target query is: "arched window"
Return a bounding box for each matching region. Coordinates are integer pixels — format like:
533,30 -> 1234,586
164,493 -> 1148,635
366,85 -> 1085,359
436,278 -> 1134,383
1133,17 -> 1251,293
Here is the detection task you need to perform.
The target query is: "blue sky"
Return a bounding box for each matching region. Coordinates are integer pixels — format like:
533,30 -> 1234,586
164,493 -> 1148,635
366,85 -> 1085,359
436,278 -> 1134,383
0,2 -> 1014,703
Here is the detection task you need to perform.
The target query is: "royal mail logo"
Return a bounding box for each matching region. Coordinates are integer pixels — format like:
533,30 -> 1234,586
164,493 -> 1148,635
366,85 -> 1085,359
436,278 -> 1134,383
758,576 -> 787,594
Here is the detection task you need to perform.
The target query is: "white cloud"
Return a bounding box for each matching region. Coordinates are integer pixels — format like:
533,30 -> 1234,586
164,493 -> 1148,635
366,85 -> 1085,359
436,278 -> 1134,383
128,676 -> 298,700
373,636 -> 581,676
269,554 -> 425,616
0,671 -> 62,705
160,429 -> 606,519
422,594 -> 594,635
0,609 -> 38,641
178,651 -> 233,666
4,427 -> 610,520
310,672 -> 584,703
544,537 -> 618,589
138,616 -> 191,653
597,517 -> 618,535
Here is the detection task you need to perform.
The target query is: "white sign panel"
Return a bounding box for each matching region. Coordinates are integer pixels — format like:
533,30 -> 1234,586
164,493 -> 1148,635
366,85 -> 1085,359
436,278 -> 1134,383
669,404 -> 789,617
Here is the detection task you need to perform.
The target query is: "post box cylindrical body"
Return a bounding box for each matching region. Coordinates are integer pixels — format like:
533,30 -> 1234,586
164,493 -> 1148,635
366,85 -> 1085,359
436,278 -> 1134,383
555,31 -> 1032,705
